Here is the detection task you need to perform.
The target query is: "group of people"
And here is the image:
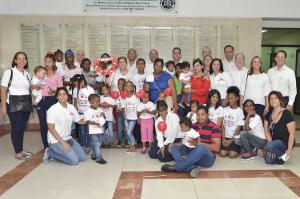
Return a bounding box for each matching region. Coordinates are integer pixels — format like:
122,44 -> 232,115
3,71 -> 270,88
0,45 -> 297,178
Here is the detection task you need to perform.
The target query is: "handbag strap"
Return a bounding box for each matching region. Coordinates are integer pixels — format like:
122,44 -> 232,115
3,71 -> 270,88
243,73 -> 249,96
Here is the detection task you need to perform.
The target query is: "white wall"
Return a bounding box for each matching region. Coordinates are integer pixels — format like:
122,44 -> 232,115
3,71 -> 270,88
1,0 -> 300,18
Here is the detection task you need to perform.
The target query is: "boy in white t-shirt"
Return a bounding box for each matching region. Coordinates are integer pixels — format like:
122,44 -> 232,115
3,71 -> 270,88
171,117 -> 200,161
220,86 -> 244,159
84,94 -> 107,164
100,84 -> 116,147
237,99 -> 266,160
133,58 -> 146,91
179,61 -> 193,108
31,66 -> 46,105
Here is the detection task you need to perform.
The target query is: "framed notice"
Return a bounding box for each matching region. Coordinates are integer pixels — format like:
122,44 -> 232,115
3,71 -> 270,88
221,25 -> 239,56
132,26 -> 151,60
64,24 -> 84,51
197,26 -> 217,58
20,24 -> 41,71
174,27 -> 195,62
110,26 -> 129,57
88,24 -> 106,60
42,24 -> 61,55
153,26 -> 173,61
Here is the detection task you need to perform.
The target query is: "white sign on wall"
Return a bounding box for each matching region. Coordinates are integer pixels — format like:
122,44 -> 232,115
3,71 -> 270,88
83,0 -> 178,14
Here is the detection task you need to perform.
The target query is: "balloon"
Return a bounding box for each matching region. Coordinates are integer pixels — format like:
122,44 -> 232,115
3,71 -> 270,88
120,90 -> 128,99
110,91 -> 119,99
163,87 -> 173,96
136,89 -> 145,98
157,121 -> 167,132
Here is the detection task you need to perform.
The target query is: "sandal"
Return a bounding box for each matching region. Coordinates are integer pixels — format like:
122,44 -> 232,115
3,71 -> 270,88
22,151 -> 33,157
15,154 -> 27,160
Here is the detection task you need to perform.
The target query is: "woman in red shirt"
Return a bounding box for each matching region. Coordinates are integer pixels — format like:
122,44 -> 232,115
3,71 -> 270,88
184,58 -> 210,105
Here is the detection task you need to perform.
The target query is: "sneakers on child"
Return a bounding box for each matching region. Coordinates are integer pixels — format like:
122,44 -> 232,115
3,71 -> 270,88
189,166 -> 201,178
96,158 -> 107,164
43,148 -> 51,164
240,152 -> 255,160
251,148 -> 259,157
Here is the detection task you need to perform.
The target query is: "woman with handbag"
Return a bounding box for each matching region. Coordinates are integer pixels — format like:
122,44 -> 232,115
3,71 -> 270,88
1,52 -> 33,160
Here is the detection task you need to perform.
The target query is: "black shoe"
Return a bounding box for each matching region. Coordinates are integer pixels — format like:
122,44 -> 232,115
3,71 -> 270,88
276,159 -> 285,165
161,164 -> 176,172
91,157 -> 96,161
189,166 -> 201,178
96,158 -> 107,164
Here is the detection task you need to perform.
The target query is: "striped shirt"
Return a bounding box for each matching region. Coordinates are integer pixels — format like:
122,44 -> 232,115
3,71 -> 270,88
193,120 -> 221,145
62,65 -> 82,82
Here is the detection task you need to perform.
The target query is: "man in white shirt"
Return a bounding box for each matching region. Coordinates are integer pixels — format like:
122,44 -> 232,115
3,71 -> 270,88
148,101 -> 182,162
229,52 -> 248,92
75,49 -> 85,68
223,45 -> 235,72
127,48 -> 137,76
146,49 -> 159,74
267,50 -> 297,112
172,47 -> 182,65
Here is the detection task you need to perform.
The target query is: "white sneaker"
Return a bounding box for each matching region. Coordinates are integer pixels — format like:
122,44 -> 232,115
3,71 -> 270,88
43,148 -> 51,164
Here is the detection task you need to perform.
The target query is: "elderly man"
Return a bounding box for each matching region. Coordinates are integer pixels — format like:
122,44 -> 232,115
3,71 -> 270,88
146,49 -> 159,74
223,45 -> 235,72
267,50 -> 297,112
229,52 -> 248,93
75,49 -> 85,68
161,106 -> 221,178
201,46 -> 212,59
127,48 -> 137,76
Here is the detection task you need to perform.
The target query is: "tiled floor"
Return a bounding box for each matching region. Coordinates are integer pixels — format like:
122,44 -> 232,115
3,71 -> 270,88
0,130 -> 300,199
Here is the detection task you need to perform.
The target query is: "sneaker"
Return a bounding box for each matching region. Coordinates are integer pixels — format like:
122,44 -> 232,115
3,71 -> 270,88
96,158 -> 107,164
43,148 -> 51,164
116,144 -> 122,148
251,148 -> 258,157
240,152 -> 255,160
189,166 -> 201,178
91,156 -> 96,161
111,144 -> 115,148
178,102 -> 185,108
277,159 -> 285,165
22,151 -> 33,157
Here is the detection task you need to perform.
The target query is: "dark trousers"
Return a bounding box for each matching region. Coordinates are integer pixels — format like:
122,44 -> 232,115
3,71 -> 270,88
7,104 -> 31,153
36,96 -> 57,148
148,138 -> 181,162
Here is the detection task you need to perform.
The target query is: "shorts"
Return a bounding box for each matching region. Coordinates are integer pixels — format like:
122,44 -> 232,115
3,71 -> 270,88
220,138 -> 241,153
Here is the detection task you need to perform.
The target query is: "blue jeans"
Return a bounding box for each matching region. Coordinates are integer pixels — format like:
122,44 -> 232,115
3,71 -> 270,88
91,134 -> 103,161
172,145 -> 215,172
36,96 -> 57,148
116,111 -> 124,144
47,138 -> 86,165
264,139 -> 287,164
7,104 -> 31,154
171,145 -> 194,161
78,113 -> 91,148
124,119 -> 136,145
104,121 -> 114,144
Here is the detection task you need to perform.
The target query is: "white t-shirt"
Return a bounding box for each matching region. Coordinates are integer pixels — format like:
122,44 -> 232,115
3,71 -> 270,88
179,71 -> 192,88
145,62 -> 154,74
247,114 -> 265,139
229,66 -> 248,91
223,59 -> 235,72
223,106 -> 244,138
1,68 -> 31,103
137,101 -> 156,119
182,129 -> 200,148
108,69 -> 131,91
47,102 -> 81,144
124,95 -> 140,120
76,86 -> 95,113
116,93 -> 126,110
209,72 -> 233,99
132,73 -> 146,91
155,112 -> 183,148
186,112 -> 197,124
84,107 -> 106,134
209,106 -> 224,125
62,65 -> 82,82
55,62 -> 65,76
100,95 -> 116,122
241,73 -> 271,105
127,62 -> 137,77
